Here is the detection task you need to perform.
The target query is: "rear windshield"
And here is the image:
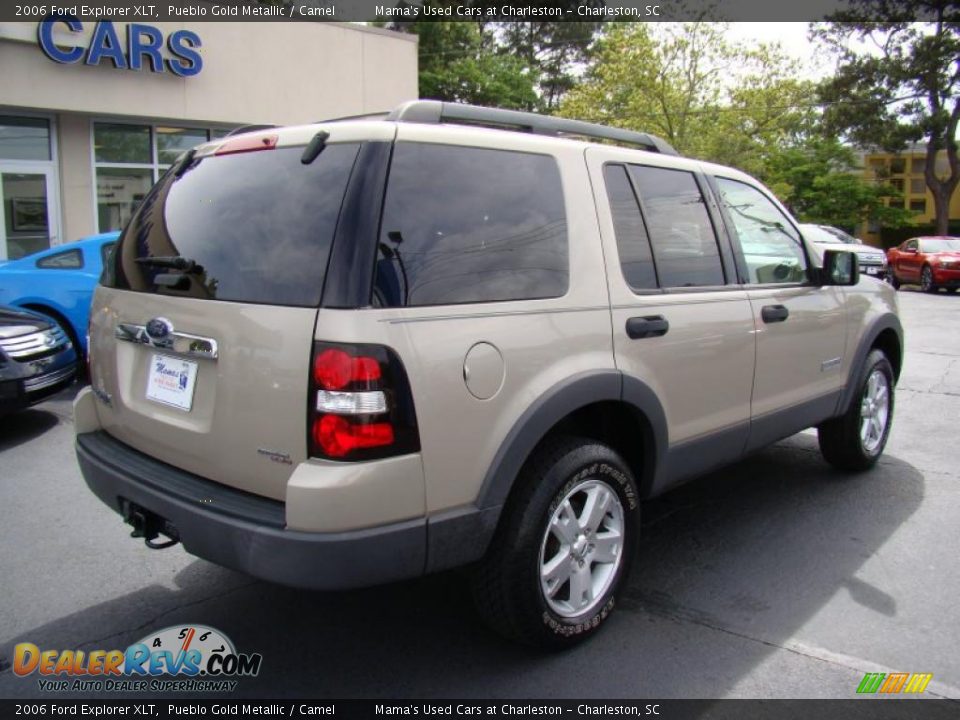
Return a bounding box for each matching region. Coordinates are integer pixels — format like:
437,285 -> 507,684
105,143 -> 360,307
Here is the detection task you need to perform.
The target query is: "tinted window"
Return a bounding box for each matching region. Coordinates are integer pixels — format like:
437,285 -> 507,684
100,241 -> 116,268
107,144 -> 360,307
716,178 -> 808,285
604,164 -> 657,291
374,143 -> 568,307
37,248 -> 82,269
627,166 -> 724,288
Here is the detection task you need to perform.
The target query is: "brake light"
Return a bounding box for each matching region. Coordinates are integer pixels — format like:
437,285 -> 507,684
308,342 -> 419,461
313,348 -> 381,390
314,415 -> 395,458
215,133 -> 279,156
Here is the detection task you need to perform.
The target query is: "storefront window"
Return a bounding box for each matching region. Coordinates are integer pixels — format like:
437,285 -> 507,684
156,127 -> 209,166
0,116 -> 51,161
96,167 -> 153,233
94,122 -> 226,231
94,123 -> 151,164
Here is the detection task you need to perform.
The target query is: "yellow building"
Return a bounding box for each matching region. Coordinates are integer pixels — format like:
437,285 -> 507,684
859,143 -> 960,247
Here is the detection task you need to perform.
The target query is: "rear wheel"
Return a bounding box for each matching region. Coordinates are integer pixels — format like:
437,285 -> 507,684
471,436 -> 639,649
818,349 -> 894,471
921,265 -> 937,293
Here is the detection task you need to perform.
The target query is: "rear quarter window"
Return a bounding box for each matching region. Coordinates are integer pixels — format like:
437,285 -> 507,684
37,249 -> 83,269
373,143 -> 569,307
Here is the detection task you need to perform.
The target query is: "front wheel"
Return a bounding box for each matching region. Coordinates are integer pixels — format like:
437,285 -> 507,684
471,436 -> 640,649
921,265 -> 937,293
887,272 -> 900,290
818,349 -> 895,471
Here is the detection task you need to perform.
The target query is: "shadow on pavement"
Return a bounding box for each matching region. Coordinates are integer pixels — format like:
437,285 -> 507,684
0,409 -> 61,453
0,433 -> 926,699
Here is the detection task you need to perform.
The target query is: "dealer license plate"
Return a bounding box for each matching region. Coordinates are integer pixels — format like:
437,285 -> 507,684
145,354 -> 198,411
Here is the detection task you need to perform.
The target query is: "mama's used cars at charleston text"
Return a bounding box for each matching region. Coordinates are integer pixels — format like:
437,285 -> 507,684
74,102 -> 903,648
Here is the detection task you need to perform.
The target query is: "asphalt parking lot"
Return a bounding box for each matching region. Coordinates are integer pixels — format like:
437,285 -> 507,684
1,288 -> 958,701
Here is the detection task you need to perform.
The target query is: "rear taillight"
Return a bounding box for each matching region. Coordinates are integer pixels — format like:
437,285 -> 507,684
308,342 -> 419,461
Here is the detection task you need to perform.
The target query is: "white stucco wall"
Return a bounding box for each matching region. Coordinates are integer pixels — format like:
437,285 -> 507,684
0,20 -> 417,240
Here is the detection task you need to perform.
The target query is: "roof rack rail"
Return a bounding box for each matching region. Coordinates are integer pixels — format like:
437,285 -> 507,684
386,100 -> 679,156
225,124 -> 279,137
317,111 -> 390,124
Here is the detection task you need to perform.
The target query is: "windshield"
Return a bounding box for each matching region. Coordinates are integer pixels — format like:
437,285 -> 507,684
800,225 -> 845,245
819,226 -> 860,244
104,143 -> 360,307
919,237 -> 960,252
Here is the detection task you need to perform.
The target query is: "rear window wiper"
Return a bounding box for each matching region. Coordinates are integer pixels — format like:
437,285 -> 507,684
135,256 -> 205,274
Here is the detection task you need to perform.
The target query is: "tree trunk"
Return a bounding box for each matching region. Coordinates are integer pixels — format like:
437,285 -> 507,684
933,185 -> 951,235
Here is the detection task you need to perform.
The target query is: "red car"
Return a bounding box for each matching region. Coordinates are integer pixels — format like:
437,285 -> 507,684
886,236 -> 960,293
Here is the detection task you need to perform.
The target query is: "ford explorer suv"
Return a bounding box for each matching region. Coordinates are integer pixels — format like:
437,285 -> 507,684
75,101 -> 903,648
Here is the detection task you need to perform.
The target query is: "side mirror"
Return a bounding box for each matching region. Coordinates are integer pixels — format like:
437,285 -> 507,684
820,250 -> 859,286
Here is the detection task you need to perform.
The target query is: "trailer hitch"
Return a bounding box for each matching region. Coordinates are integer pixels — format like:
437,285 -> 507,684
121,499 -> 180,550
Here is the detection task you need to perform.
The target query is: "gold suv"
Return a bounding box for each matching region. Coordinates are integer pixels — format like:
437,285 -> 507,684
75,101 -> 903,648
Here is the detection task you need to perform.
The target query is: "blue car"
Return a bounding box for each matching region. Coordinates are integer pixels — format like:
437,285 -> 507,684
0,232 -> 120,359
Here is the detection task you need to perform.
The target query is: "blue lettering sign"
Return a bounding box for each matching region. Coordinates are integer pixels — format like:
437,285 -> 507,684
37,18 -> 84,64
36,19 -> 203,76
166,30 -> 203,78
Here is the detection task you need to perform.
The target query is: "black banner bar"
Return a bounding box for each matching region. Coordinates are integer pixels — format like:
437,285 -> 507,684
0,0 -> 904,24
1,700 -> 958,720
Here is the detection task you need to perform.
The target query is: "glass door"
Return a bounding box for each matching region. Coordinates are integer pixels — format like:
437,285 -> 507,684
0,164 -> 60,261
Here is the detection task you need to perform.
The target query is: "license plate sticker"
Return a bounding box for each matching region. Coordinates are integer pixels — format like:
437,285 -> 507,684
146,354 -> 198,411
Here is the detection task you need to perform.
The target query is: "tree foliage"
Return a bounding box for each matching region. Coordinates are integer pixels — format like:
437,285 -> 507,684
372,5 -> 537,110
765,137 -> 912,229
557,23 -> 812,174
558,22 -> 906,230
813,2 -> 960,234
487,21 -> 602,111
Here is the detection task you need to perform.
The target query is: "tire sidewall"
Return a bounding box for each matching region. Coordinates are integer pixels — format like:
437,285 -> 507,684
525,445 -> 640,645
922,266 -> 935,292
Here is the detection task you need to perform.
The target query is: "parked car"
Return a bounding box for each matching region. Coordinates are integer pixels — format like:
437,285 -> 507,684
0,232 -> 120,359
799,223 -> 888,280
886,236 -> 960,293
74,101 -> 902,648
0,305 -> 77,415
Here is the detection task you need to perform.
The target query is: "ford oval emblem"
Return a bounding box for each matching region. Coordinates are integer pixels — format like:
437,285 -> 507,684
145,317 -> 173,340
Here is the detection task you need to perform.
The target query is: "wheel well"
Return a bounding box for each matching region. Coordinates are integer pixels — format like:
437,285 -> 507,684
872,328 -> 902,381
523,401 -> 656,499
21,304 -> 81,353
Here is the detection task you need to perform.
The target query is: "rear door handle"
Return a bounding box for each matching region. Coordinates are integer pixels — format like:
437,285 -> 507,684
761,304 -> 789,323
626,315 -> 669,339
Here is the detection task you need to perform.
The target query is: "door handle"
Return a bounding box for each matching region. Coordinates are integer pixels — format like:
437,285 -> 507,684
626,315 -> 669,339
761,304 -> 789,323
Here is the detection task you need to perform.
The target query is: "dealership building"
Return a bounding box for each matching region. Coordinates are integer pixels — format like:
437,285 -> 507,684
0,20 -> 418,260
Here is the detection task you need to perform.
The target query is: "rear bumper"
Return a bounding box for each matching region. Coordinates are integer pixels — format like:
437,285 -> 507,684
0,353 -> 76,414
76,430 -> 428,590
